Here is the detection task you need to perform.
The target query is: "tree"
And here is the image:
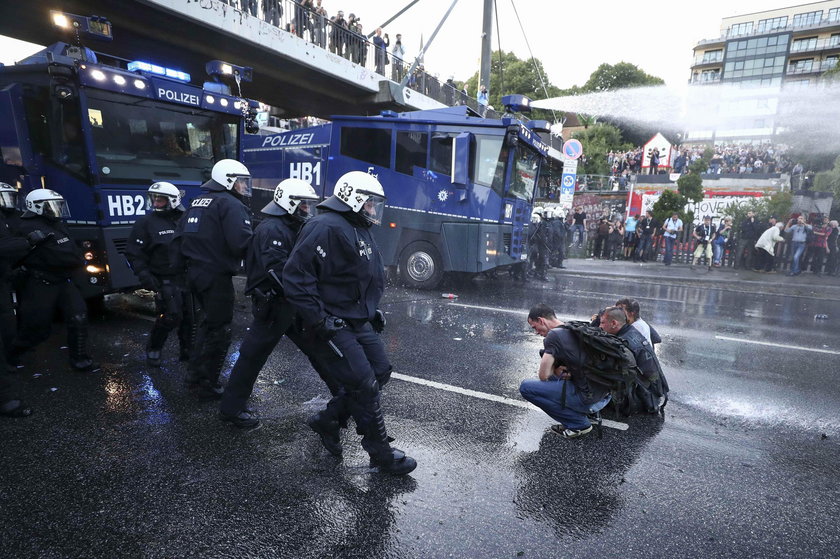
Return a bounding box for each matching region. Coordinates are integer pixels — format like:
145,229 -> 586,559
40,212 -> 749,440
654,148 -> 712,225
652,189 -> 692,225
582,62 -> 665,93
722,191 -> 793,226
571,123 -> 631,175
814,154 -> 840,219
462,50 -> 560,111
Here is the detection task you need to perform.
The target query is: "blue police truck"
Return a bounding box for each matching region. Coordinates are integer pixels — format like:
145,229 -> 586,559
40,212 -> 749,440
244,100 -> 549,289
0,12 -> 258,298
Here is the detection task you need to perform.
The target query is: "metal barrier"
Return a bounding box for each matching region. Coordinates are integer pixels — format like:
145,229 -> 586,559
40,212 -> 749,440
227,0 -> 495,114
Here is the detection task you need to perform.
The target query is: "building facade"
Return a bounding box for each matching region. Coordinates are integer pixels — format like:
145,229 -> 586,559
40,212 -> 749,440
688,0 -> 840,142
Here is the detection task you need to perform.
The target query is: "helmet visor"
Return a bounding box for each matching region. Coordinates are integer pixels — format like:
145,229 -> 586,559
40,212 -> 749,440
43,199 -> 71,218
231,175 -> 252,198
147,194 -> 173,211
361,194 -> 386,226
294,198 -> 319,220
0,191 -> 17,210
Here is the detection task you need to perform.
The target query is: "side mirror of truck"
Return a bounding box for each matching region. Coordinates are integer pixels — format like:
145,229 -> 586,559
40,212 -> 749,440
451,132 -> 470,188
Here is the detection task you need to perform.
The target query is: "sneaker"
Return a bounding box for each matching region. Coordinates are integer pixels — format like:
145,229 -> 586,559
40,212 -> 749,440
219,409 -> 261,430
558,425 -> 593,439
549,424 -> 567,435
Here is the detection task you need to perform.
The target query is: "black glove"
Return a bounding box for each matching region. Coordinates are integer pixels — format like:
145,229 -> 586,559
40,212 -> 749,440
137,270 -> 161,291
371,309 -> 386,334
26,230 -> 53,248
314,316 -> 346,341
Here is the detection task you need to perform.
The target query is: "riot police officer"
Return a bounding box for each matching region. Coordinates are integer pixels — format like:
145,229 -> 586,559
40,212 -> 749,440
527,209 -> 549,281
126,182 -> 192,367
283,171 -> 416,476
174,159 -> 253,400
548,208 -> 567,269
219,178 -> 332,429
0,184 -> 37,417
10,190 -> 98,372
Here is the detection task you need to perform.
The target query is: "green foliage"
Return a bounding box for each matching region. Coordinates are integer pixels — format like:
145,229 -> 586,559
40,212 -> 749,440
676,148 -> 713,203
652,189 -> 691,224
722,191 -> 794,226
582,62 -> 665,92
571,124 -> 632,175
462,51 -> 561,111
813,154 -> 840,205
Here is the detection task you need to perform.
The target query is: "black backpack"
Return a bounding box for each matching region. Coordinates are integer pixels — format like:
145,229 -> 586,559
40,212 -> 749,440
560,321 -> 642,416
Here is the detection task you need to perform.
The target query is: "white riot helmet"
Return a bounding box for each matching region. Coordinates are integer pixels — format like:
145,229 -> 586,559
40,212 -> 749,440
211,159 -> 252,198
543,208 -> 554,219
25,189 -> 70,218
147,182 -> 183,212
332,171 -> 387,226
264,178 -> 320,221
0,182 -> 18,210
530,212 -> 541,224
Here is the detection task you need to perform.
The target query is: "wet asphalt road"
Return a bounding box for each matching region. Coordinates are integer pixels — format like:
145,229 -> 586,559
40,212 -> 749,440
2,267 -> 840,558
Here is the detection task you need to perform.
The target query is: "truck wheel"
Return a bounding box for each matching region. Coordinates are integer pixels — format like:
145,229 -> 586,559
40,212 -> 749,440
399,242 -> 444,290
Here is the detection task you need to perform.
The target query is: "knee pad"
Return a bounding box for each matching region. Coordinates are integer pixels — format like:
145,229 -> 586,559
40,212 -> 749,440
350,375 -> 380,404
68,313 -> 88,329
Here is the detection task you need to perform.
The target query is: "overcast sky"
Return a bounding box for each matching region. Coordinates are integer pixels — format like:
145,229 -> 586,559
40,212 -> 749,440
0,0 -> 798,92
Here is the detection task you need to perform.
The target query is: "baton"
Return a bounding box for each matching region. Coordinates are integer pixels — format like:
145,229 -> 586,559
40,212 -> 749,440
327,340 -> 344,358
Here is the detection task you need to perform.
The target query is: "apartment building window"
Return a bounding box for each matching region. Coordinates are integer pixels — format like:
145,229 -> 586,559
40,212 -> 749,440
725,56 -> 786,78
792,37 -> 818,52
702,50 -> 723,63
700,69 -> 721,82
725,35 -> 788,59
830,34 -> 840,47
757,16 -> 788,33
792,11 -> 822,28
786,79 -> 811,89
825,56 -> 839,70
789,58 -> 814,73
828,8 -> 840,23
728,22 -> 754,37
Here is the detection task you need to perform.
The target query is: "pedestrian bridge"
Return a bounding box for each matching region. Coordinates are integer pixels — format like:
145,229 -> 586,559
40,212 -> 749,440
0,0 -> 484,118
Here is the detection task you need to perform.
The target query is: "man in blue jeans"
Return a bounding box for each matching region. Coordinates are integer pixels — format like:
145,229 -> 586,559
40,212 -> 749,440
519,304 -> 611,439
785,215 -> 812,276
661,212 -> 683,266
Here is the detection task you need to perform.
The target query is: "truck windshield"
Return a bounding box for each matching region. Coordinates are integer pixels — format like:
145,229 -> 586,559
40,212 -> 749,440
85,90 -> 239,182
473,134 -> 507,196
509,143 -> 541,201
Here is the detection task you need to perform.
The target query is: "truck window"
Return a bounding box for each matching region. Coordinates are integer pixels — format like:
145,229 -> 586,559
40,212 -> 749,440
340,127 -> 391,168
395,131 -> 427,176
509,143 -> 540,201
429,133 -> 456,176
472,135 -> 507,195
85,90 -> 239,182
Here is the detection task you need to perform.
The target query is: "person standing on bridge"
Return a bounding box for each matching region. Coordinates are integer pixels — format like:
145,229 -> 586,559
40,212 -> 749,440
173,159 -> 253,401
126,182 -> 192,368
373,28 -> 390,76
330,11 -> 347,57
391,34 -> 405,81
283,171 -> 417,475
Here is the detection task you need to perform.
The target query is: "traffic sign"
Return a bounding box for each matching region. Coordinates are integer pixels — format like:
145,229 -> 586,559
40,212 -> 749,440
562,175 -> 575,188
562,139 -> 583,160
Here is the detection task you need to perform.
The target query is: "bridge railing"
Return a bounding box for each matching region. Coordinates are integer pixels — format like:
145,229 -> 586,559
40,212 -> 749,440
228,0 -> 495,114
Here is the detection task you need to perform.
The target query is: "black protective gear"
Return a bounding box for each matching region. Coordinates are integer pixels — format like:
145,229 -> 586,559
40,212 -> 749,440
219,409 -> 260,430
371,309 -> 386,334
66,313 -> 98,372
146,323 -> 170,367
25,230 -> 52,248
314,315 -> 346,340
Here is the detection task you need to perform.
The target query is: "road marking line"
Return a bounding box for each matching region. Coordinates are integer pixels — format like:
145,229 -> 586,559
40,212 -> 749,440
447,302 -> 580,323
391,372 -> 629,431
714,335 -> 840,355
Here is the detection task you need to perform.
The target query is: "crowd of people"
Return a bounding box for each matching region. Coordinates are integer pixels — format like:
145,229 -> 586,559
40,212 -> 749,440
533,205 -> 840,277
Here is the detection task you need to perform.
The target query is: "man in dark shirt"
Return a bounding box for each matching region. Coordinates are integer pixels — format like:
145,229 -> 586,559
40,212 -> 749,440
570,207 -> 587,248
735,211 -> 760,270
634,211 -> 659,262
519,304 -> 611,439
826,220 -> 839,276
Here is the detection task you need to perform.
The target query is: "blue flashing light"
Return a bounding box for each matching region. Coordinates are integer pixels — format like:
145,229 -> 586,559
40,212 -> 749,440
128,60 -> 191,82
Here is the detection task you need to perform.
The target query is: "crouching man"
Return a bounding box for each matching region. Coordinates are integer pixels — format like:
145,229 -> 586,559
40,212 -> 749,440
519,304 -> 611,439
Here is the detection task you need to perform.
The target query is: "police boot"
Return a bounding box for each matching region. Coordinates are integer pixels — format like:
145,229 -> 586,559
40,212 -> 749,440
146,324 -> 170,367
194,327 -> 231,401
360,395 -> 416,476
67,317 -> 100,373
307,411 -> 343,457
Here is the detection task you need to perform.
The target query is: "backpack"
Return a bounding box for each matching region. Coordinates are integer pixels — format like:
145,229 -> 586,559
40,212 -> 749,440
560,321 -> 642,416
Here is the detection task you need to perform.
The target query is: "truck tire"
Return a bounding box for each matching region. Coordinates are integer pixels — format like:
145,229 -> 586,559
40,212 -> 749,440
399,241 -> 444,290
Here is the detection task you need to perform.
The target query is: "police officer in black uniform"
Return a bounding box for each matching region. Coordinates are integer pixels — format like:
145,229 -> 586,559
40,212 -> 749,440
173,159 -> 253,400
0,184 -> 41,417
10,189 -> 98,372
284,171 -> 416,476
527,209 -> 549,281
219,178 -> 332,429
548,208 -> 567,269
126,182 -> 192,367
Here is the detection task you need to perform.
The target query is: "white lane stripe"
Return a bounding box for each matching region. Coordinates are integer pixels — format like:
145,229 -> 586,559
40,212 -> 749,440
447,302 -> 581,323
391,372 -> 629,431
714,335 -> 840,355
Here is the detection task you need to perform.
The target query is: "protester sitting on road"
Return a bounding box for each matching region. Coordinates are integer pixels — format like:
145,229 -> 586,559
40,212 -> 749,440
614,298 -> 661,346
519,304 -> 611,440
754,222 -> 785,273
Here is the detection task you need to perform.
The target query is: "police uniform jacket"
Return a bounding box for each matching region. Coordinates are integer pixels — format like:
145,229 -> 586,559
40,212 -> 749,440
0,211 -> 28,279
176,180 -> 252,275
16,215 -> 83,280
126,209 -> 184,278
245,213 -> 301,295
528,221 -> 549,248
283,205 -> 384,328
616,323 -> 662,383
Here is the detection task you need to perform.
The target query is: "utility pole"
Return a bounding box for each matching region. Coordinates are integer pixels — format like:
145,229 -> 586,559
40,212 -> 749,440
479,0 -> 493,95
